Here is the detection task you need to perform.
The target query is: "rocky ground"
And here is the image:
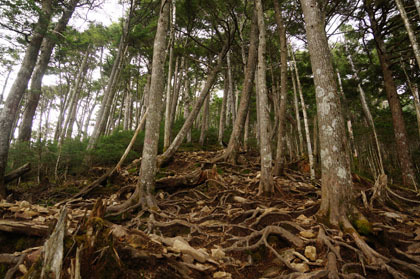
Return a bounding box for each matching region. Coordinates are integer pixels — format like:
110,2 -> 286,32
1,150 -> 420,279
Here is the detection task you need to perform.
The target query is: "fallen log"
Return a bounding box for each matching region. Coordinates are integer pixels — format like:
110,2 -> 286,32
4,163 -> 31,183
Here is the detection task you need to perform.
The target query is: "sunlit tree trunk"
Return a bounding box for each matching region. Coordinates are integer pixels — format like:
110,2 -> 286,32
256,0 -> 274,195
18,0 -> 79,142
273,0 -> 288,176
367,4 -> 416,186
290,47 -> 315,179
301,0 -> 353,226
0,0 -> 53,198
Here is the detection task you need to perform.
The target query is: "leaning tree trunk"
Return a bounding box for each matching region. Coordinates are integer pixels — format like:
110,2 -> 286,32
199,94 -> 210,146
0,0 -> 53,198
256,0 -> 274,195
300,0 -> 353,226
214,10 -> 258,163
273,0 -> 289,176
158,42 -> 230,166
395,0 -> 420,69
107,0 -> 171,213
367,5 -> 417,187
0,68 -> 12,106
18,0 -> 79,142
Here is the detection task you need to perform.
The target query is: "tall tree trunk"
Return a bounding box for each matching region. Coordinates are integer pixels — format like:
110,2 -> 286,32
183,78 -> 192,143
0,0 -> 53,198
273,0 -> 289,176
218,70 -> 228,145
226,51 -> 236,126
163,0 -> 177,151
300,0 -> 353,227
87,4 -> 133,150
395,0 -> 420,69
290,47 -> 315,179
18,0 -> 79,142
158,42 -> 230,166
107,0 -> 171,212
215,10 -> 258,163
367,5 -> 417,186
415,0 -> 420,17
401,61 -> 420,139
256,0 -> 274,195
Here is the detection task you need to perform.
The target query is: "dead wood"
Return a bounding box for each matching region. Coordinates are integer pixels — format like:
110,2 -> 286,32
0,219 -> 49,236
4,162 -> 31,183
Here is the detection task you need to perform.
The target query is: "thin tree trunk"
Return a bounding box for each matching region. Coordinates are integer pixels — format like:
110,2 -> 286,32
401,61 -> 420,139
0,0 -> 53,197
199,94 -> 210,145
163,0 -> 177,151
415,0 -> 420,17
215,10 -> 258,163
290,47 -> 315,179
273,1 -> 289,176
158,42 -> 230,166
18,0 -> 79,142
256,0 -> 274,195
367,5 -> 416,186
0,69 -> 12,106
183,78 -> 192,143
226,51 -> 235,125
301,0 -> 353,226
218,71 -> 229,145
395,0 -> 420,69
290,66 -> 304,156
107,0 -> 171,212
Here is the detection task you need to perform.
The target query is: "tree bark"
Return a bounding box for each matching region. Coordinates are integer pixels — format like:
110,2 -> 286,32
273,1 -> 289,176
290,66 -> 304,156
256,0 -> 274,195
107,0 -> 171,212
300,0 -> 353,226
18,0 -> 79,142
367,4 -> 417,187
0,0 -> 53,198
199,94 -> 210,146
214,10 -> 258,163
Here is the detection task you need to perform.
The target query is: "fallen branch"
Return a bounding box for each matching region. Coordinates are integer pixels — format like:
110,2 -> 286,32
5,163 -> 31,183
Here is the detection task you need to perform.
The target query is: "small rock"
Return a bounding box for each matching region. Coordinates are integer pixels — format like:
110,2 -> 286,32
211,247 -> 225,260
213,271 -> 232,279
304,246 -> 317,261
300,230 -> 316,238
290,262 -> 309,273
173,239 -> 207,263
233,196 -> 248,203
197,200 -> 205,206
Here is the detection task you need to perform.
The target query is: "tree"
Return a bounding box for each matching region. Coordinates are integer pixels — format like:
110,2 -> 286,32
107,0 -> 171,212
300,0 -> 353,227
256,0 -> 274,195
0,0 -> 54,198
18,0 -> 80,142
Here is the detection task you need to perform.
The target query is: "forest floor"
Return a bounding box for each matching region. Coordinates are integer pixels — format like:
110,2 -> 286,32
1,149 -> 420,279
